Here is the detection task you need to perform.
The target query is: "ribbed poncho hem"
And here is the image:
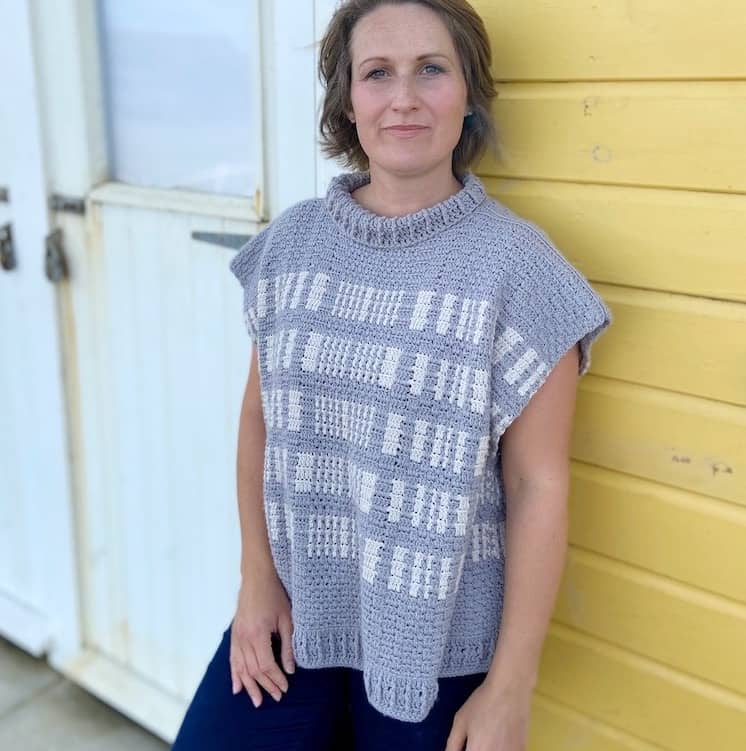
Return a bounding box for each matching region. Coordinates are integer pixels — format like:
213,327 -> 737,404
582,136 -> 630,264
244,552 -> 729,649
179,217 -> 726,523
292,626 -> 497,722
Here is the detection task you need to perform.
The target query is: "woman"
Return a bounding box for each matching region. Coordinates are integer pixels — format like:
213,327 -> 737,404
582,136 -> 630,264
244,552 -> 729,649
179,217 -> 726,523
171,1 -> 612,749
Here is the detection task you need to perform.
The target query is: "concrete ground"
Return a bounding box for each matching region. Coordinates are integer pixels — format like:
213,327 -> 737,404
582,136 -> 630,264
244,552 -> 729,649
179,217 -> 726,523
0,635 -> 169,750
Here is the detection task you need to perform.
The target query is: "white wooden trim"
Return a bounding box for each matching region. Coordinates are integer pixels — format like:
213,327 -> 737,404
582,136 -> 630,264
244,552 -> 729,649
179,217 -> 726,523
88,182 -> 263,222
29,0 -> 108,196
56,647 -> 183,743
258,0 -> 319,214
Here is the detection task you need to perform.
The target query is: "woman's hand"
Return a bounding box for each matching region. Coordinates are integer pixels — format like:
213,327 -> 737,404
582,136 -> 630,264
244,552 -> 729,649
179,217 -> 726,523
444,678 -> 533,751
229,566 -> 296,708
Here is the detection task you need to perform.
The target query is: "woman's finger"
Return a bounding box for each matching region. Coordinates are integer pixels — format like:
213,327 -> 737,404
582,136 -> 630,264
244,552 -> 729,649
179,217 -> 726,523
233,661 -> 262,707
241,637 -> 285,704
254,634 -> 289,695
230,634 -> 263,708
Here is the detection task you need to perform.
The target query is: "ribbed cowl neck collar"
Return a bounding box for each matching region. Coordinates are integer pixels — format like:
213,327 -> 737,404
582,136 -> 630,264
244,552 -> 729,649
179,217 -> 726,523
324,169 -> 487,248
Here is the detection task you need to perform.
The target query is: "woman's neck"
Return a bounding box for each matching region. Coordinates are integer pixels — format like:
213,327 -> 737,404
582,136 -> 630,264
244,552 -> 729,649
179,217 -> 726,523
350,168 -> 464,218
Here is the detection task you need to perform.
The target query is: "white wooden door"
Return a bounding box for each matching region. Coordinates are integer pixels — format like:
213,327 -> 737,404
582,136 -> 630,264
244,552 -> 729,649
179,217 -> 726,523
14,0 -> 334,742
0,0 -> 80,660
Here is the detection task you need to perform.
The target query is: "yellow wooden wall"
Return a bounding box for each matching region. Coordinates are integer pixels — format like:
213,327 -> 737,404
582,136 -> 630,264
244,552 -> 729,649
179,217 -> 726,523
472,2 -> 746,749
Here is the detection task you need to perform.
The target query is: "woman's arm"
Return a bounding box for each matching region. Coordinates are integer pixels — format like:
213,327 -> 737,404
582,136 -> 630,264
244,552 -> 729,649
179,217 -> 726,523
236,343 -> 276,581
483,344 -> 582,694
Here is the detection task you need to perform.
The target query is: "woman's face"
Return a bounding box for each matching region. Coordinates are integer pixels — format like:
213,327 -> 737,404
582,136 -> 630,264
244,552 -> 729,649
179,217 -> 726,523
347,2 -> 470,176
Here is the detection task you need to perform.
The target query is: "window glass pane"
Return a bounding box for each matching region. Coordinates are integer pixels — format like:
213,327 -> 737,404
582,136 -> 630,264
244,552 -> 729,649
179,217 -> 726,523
96,0 -> 261,197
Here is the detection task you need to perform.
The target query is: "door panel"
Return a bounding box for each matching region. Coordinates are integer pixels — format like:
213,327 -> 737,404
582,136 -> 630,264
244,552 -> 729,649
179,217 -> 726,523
79,199 -> 256,690
0,0 -> 79,658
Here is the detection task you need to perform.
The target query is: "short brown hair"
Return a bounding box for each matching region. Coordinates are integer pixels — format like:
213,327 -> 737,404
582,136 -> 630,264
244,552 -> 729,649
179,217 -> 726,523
317,0 -> 501,176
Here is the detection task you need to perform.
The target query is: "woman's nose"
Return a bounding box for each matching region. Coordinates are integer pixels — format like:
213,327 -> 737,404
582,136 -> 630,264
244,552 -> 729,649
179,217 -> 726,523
391,76 -> 419,109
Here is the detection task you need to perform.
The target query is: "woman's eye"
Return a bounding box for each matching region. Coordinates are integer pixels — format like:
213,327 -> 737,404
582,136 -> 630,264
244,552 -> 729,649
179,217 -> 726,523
364,64 -> 443,80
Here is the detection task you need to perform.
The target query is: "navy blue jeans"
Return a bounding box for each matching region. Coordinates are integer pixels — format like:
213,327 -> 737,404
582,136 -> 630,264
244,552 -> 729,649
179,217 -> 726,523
171,622 -> 488,750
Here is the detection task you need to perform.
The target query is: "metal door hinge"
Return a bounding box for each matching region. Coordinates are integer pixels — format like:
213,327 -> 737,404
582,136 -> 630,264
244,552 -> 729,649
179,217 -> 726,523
49,193 -> 85,214
0,223 -> 16,270
45,228 -> 69,281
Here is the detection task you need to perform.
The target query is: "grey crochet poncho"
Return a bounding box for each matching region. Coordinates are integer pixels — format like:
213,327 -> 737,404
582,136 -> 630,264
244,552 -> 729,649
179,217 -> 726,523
228,169 -> 612,722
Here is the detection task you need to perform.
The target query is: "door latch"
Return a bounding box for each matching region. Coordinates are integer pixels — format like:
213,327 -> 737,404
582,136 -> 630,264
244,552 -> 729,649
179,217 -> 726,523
45,227 -> 69,281
191,231 -> 253,250
0,223 -> 16,270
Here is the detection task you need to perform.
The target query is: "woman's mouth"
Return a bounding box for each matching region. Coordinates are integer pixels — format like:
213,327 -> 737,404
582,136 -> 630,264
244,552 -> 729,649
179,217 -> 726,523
385,125 -> 428,137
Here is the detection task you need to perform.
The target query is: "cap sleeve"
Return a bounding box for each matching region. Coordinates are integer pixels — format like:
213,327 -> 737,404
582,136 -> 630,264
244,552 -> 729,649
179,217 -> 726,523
490,226 -> 612,439
228,226 -> 270,341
